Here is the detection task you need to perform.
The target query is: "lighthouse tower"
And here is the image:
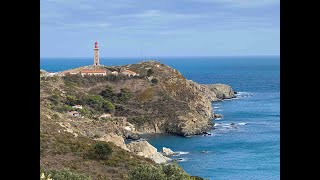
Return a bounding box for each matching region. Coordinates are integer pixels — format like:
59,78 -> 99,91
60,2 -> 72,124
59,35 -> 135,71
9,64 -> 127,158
93,41 -> 100,67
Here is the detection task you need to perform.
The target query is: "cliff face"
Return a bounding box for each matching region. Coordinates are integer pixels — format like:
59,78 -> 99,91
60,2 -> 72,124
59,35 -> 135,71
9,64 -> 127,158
121,61 -> 234,136
204,84 -> 235,99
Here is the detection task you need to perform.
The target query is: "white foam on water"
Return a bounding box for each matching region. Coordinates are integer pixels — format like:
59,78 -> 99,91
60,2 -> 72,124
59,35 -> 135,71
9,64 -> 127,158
174,151 -> 189,155
175,158 -> 188,162
223,99 -> 232,101
238,123 -> 247,125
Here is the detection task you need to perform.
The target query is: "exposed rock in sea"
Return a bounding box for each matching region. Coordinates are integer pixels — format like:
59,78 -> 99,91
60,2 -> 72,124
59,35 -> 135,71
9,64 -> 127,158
162,147 -> 175,156
126,140 -> 170,164
213,114 -> 223,119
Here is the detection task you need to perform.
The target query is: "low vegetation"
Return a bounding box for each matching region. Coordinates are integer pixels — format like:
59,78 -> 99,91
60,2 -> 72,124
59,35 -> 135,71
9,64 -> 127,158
128,163 -> 206,180
91,142 -> 113,160
40,169 -> 91,180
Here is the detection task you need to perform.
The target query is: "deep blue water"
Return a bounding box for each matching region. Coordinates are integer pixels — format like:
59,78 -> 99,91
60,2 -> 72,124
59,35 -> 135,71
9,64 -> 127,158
41,56 -> 280,180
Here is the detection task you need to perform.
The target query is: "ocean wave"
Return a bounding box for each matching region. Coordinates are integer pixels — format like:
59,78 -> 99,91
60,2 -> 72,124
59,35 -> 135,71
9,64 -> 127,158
235,92 -> 253,98
174,158 -> 188,162
238,123 -> 247,125
214,118 -> 222,120
173,151 -> 189,156
213,106 -> 220,109
215,123 -> 240,129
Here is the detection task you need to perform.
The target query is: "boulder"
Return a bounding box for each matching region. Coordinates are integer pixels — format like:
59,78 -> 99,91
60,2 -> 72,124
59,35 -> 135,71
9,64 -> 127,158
162,147 -> 175,156
213,114 -> 223,119
123,130 -> 140,140
95,133 -> 129,151
126,140 -> 170,164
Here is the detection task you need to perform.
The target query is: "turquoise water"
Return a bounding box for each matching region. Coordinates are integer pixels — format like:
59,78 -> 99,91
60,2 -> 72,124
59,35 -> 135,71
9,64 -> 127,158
40,56 -> 280,180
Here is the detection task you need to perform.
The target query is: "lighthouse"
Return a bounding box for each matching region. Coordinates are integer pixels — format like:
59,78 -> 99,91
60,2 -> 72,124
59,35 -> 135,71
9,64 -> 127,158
93,41 -> 100,67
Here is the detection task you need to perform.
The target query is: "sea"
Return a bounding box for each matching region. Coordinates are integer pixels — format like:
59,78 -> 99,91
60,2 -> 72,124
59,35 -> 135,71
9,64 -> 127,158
40,56 -> 280,180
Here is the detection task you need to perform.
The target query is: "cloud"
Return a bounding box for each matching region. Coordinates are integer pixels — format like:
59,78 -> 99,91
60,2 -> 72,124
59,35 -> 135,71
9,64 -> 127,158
40,0 -> 279,35
194,0 -> 279,7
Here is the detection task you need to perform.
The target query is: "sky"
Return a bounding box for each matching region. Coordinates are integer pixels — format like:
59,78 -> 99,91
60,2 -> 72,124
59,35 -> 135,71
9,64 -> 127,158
40,0 -> 280,58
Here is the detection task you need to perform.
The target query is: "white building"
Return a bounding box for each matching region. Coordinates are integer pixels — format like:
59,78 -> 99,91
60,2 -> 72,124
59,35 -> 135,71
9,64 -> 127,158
111,71 -> 119,75
121,69 -> 139,77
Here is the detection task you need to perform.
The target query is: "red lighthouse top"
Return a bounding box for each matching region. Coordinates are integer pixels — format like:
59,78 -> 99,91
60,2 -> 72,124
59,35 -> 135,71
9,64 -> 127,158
94,41 -> 98,48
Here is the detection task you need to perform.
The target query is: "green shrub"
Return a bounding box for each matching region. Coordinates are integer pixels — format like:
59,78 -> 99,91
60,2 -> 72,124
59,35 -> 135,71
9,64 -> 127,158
92,142 -> 113,160
66,95 -> 78,106
102,100 -> 115,112
128,164 -> 165,180
117,88 -> 131,102
161,163 -> 189,180
189,176 -> 206,180
48,94 -> 60,105
100,86 -> 115,100
53,105 -> 73,113
128,163 -> 201,180
128,116 -> 150,127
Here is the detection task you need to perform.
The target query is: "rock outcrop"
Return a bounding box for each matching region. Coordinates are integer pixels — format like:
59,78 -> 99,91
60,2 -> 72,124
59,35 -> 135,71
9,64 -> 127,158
95,133 -> 129,151
213,114 -> 223,119
162,147 -> 175,156
126,140 -> 170,164
204,84 -> 235,99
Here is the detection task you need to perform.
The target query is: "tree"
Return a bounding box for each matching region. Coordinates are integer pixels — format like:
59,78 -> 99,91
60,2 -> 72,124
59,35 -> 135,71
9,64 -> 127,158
93,142 -> 112,160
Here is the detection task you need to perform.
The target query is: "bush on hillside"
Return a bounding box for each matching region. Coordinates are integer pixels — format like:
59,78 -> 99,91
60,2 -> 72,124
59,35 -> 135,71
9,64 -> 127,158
100,86 -> 115,100
128,163 -> 200,180
91,142 -> 113,160
161,163 -> 189,180
117,88 -> 131,102
128,164 -> 165,180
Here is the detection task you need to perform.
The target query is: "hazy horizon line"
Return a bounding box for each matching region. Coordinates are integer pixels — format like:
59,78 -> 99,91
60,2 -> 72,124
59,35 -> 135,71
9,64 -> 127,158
41,54 -> 280,59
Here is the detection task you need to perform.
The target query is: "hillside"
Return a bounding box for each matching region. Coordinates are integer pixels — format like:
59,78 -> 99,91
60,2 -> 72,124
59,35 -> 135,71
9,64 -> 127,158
40,60 -> 234,179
